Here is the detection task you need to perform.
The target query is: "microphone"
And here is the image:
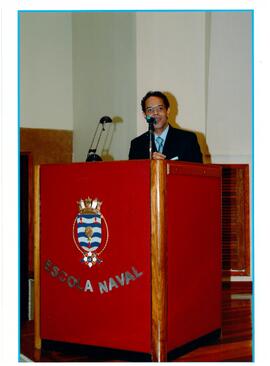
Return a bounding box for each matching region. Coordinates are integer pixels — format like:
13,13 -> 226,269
146,115 -> 157,125
86,116 -> 112,162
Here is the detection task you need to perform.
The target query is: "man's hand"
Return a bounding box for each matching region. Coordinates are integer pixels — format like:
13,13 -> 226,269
152,152 -> 166,160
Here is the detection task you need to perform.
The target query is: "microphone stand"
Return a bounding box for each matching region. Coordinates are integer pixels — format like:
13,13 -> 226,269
86,116 -> 112,162
146,116 -> 155,160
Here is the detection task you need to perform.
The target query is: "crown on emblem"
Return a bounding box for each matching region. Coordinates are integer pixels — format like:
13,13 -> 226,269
78,197 -> 102,214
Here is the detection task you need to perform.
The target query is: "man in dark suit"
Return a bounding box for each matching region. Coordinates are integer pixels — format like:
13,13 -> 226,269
128,91 -> 202,163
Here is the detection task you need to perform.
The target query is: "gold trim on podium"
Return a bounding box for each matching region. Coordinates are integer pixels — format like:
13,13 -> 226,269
151,160 -> 168,362
34,165 -> 41,350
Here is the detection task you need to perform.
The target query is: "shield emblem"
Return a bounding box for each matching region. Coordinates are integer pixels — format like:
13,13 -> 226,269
76,213 -> 102,252
73,197 -> 109,268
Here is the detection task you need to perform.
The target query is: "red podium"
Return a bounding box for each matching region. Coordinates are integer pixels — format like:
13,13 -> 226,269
34,160 -> 222,361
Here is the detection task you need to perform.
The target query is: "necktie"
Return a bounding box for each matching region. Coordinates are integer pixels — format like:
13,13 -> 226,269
156,136 -> 164,153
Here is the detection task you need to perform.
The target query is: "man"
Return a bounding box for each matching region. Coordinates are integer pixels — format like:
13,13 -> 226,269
128,91 -> 202,163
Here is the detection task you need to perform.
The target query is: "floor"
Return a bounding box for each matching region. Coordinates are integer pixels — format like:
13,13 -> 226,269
20,287 -> 252,362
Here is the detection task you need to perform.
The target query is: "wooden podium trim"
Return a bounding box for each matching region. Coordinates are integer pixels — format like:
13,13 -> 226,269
151,160 -> 168,362
33,165 -> 41,349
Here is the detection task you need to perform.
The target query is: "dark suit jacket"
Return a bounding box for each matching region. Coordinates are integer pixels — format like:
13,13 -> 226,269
129,125 -> 202,163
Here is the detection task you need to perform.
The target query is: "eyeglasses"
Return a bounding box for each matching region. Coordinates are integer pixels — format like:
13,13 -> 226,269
145,105 -> 166,114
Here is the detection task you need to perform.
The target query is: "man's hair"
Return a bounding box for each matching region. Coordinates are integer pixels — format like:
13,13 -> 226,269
141,91 -> 170,112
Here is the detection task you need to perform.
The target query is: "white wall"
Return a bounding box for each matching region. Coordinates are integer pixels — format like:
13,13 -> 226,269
207,12 -> 252,164
136,12 -> 206,137
20,12 -> 73,130
72,13 -> 137,162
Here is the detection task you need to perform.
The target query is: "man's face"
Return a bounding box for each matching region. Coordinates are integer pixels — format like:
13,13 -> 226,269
144,96 -> 170,133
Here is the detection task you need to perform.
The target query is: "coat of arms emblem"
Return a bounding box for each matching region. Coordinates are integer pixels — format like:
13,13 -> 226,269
73,197 -> 109,268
